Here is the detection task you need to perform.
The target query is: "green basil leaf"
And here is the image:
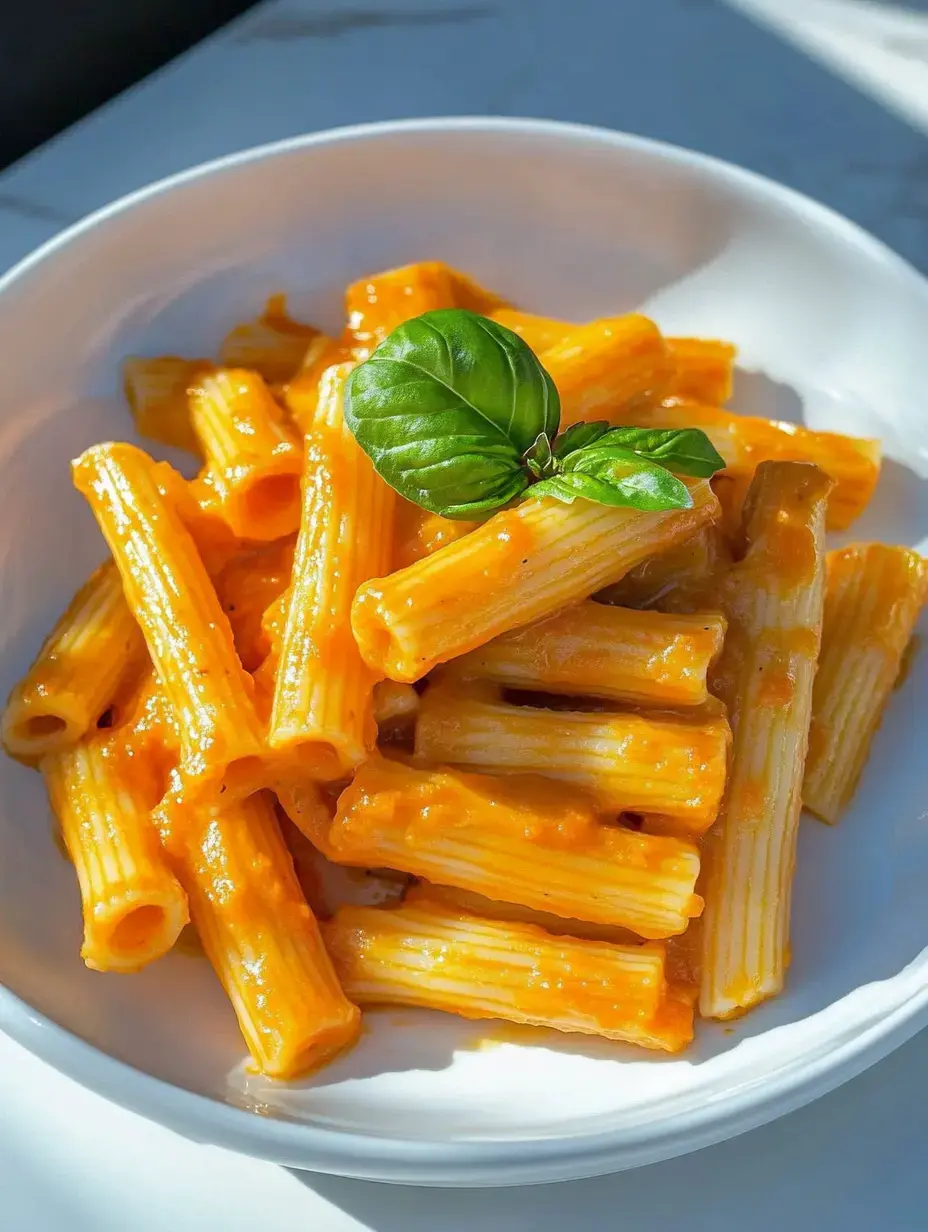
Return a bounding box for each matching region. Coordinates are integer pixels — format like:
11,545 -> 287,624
344,308 -> 560,519
535,444 -> 693,511
558,425 -> 724,478
551,421 -> 613,459
524,431 -> 556,479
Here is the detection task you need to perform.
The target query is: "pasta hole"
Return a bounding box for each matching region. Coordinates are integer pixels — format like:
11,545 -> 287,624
223,755 -> 265,796
110,905 -> 166,955
242,474 -> 301,536
23,714 -> 68,740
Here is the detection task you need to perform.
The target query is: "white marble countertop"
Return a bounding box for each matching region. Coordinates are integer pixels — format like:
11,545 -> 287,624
2,0 -> 928,1226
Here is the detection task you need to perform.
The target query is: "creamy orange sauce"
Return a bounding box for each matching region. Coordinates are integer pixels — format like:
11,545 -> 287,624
345,262 -> 458,351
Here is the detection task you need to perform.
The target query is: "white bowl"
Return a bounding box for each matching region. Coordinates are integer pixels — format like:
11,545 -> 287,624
2,118 -> 928,1187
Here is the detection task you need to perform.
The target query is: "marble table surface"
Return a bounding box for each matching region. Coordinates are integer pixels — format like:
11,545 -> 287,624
2,0 -> 927,1226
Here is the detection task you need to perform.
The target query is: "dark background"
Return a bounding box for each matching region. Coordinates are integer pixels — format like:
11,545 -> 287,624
0,2 -> 256,170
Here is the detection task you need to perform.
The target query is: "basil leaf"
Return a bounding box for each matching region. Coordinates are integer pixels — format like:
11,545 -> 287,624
558,424 -> 724,478
535,444 -> 693,511
344,309 -> 560,519
552,421 -> 612,459
524,431 -> 556,479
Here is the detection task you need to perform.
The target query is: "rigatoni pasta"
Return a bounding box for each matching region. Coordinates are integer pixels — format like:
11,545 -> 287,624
268,363 -> 396,779
352,478 -> 719,681
666,338 -> 736,405
324,754 -> 703,938
416,684 -> 730,830
541,315 -> 672,428
449,601 -> 727,707
612,399 -> 880,531
803,544 -> 928,823
700,461 -> 832,1019
161,790 -> 360,1078
219,294 -> 319,385
188,369 -> 303,541
42,733 -> 188,972
346,260 -> 503,356
2,561 -> 147,761
324,899 -> 694,1052
71,442 -> 266,806
7,259 -> 911,1080
122,356 -> 212,456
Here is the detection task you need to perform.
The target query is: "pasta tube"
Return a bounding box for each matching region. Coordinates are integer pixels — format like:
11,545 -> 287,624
219,294 -> 320,384
450,601 -> 727,707
268,364 -> 396,779
122,356 -> 212,456
804,544 -> 928,823
42,734 -> 188,972
614,400 -> 879,531
392,498 -> 481,571
2,561 -> 147,761
323,900 -> 693,1051
700,461 -> 832,1019
72,442 -> 266,805
488,308 -> 572,353
162,790 -> 360,1077
596,525 -> 732,614
372,680 -> 420,725
346,260 -> 502,356
403,882 -> 697,991
666,338 -> 736,405
326,755 -> 703,937
148,463 -> 239,577
275,776 -> 336,853
415,684 -> 730,830
540,315 -> 673,428
284,336 -> 353,434
403,882 -> 639,946
188,369 -> 303,541
352,478 -> 720,681
213,535 -> 296,670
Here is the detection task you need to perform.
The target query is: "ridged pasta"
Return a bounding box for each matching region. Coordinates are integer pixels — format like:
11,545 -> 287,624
161,790 -> 360,1078
403,882 -> 639,946
450,600 -> 727,707
42,734 -> 188,972
392,498 -> 481,571
325,755 -> 703,938
2,561 -> 147,761
72,442 -> 266,805
323,899 -> 693,1051
213,535 -> 296,671
346,260 -> 503,356
804,544 -> 928,823
219,294 -> 320,384
372,680 -> 420,725
415,685 -> 730,830
188,369 -> 303,541
700,461 -> 832,1019
488,307 -> 572,353
540,315 -> 673,428
402,882 -> 697,992
666,338 -> 736,405
268,364 -> 396,779
122,356 -> 212,456
616,400 -> 880,531
352,478 -> 720,681
596,525 -> 732,614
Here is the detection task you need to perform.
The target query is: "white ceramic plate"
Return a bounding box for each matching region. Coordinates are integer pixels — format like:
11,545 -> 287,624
1,118 -> 927,1188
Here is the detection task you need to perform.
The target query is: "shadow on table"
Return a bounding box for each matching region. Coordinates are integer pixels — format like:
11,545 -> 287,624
283,1029 -> 928,1232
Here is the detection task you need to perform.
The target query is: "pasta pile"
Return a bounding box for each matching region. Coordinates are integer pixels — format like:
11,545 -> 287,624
3,260 -> 923,1079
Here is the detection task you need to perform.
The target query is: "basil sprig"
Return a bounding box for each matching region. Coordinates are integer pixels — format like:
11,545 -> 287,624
344,308 -> 724,519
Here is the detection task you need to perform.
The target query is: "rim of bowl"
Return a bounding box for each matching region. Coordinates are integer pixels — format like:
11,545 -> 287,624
2,115 -> 928,1186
